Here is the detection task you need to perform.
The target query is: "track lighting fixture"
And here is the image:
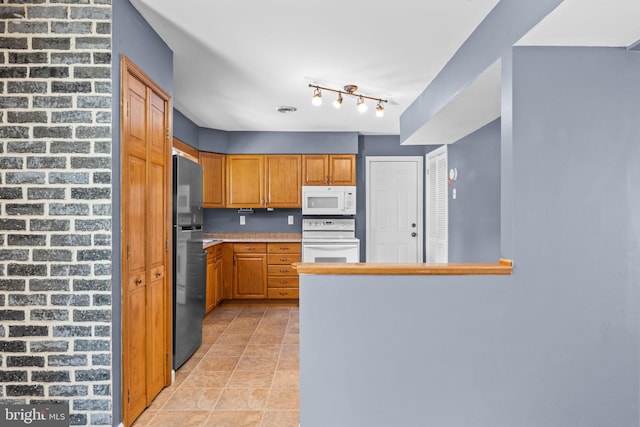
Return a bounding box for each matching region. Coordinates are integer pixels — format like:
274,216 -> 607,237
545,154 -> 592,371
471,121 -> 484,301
332,92 -> 343,109
311,88 -> 322,106
309,83 -> 387,117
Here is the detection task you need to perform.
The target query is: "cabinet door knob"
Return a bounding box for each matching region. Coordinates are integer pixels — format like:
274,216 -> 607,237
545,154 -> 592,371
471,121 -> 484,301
135,278 -> 142,285
411,232 -> 417,237
155,272 -> 161,278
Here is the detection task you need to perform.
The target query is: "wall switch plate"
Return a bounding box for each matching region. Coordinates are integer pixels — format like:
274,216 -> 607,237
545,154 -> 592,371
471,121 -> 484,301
240,215 -> 246,225
452,189 -> 457,199
288,215 -> 294,225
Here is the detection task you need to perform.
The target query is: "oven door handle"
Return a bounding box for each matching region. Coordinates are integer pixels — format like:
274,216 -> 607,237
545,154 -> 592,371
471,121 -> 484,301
303,244 -> 358,249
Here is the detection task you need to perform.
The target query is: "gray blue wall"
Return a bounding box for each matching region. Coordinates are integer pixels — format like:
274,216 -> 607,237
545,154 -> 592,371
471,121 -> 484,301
447,119 -> 501,262
173,108 -> 199,147
112,0 -> 174,424
301,45 -> 640,427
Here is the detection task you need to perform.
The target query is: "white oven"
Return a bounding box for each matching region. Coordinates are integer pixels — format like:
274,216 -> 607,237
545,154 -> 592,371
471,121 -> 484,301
302,218 -> 360,263
302,186 -> 356,216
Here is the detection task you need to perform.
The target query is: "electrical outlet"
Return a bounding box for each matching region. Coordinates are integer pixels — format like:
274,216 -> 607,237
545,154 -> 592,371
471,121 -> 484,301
240,215 -> 246,225
288,215 -> 294,225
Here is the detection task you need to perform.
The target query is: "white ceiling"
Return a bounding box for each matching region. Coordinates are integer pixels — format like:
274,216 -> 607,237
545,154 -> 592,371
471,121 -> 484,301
130,0 -> 640,140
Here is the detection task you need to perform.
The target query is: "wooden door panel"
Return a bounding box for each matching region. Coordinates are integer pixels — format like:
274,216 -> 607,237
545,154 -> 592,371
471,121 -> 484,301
127,284 -> 147,420
126,155 -> 146,274
226,155 -> 264,207
200,152 -> 225,208
148,162 -> 166,268
302,155 -> 328,186
126,75 -> 146,153
214,256 -> 223,305
149,91 -> 166,164
233,254 -> 266,298
146,276 -> 166,401
266,155 -> 301,208
329,155 -> 356,185
206,254 -> 215,313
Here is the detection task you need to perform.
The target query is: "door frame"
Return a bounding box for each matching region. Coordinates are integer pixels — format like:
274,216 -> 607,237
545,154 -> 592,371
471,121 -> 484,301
121,55 -> 173,426
365,156 -> 424,262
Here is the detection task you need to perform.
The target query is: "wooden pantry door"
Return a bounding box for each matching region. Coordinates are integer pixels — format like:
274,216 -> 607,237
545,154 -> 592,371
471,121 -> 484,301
121,56 -> 172,427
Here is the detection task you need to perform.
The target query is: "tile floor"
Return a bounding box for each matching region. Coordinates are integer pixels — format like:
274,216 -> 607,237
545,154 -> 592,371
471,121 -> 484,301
132,303 -> 299,427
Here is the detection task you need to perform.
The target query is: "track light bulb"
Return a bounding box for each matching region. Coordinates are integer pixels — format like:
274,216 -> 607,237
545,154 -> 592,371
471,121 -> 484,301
375,102 -> 384,117
357,96 -> 367,113
332,93 -> 343,109
312,88 -> 322,106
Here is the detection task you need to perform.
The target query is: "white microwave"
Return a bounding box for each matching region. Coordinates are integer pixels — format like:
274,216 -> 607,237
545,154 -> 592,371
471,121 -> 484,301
302,186 -> 356,215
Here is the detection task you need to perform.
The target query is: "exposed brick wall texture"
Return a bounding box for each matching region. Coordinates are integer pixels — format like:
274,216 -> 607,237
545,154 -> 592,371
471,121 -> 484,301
0,1 -> 112,426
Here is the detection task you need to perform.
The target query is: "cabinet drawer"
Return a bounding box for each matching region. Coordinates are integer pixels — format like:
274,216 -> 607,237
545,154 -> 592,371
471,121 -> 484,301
208,244 -> 223,257
267,243 -> 301,254
267,254 -> 301,265
267,288 -> 299,299
233,243 -> 267,253
268,277 -> 299,288
267,265 -> 297,276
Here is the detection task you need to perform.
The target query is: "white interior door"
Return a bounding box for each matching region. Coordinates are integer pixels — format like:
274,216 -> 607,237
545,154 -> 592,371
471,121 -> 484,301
366,156 -> 423,263
426,146 -> 448,263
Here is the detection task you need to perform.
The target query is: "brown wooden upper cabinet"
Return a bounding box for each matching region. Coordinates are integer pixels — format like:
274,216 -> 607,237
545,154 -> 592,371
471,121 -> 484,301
302,154 -> 356,186
226,154 -> 302,208
200,152 -> 226,208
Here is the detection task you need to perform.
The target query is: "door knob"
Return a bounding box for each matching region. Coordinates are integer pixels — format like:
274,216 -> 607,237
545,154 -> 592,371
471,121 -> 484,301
411,232 -> 417,237
411,223 -> 416,228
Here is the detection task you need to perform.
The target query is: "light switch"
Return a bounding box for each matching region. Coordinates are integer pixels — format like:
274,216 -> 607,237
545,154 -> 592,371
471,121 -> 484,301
240,215 -> 246,225
288,215 -> 294,225
452,189 -> 457,199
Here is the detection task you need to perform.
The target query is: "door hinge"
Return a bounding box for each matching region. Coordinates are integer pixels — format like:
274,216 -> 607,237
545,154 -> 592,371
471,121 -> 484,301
127,389 -> 130,403
166,239 -> 169,253
126,245 -> 130,260
166,128 -> 170,139
166,352 -> 169,366
126,101 -> 129,118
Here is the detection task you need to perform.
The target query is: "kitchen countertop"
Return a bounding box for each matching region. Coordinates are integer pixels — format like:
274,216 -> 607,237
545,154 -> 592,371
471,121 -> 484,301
202,232 -> 302,248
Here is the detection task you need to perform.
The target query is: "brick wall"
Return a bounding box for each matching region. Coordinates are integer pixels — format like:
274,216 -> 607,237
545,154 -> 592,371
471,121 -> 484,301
0,1 -> 113,426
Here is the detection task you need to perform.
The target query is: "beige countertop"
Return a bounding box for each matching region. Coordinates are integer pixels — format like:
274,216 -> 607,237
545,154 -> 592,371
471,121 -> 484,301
202,232 -> 302,248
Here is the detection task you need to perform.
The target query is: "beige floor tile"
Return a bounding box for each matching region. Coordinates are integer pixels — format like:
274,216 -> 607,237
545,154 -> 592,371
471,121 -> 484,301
195,356 -> 239,371
266,388 -> 299,410
178,355 -> 202,373
254,325 -> 287,336
236,356 -> 278,372
271,370 -> 299,389
280,344 -> 299,357
181,370 -> 232,388
215,388 -> 269,411
206,344 -> 246,357
216,333 -> 253,345
261,410 -> 299,427
227,370 -> 274,388
149,410 -> 209,427
276,356 -> 299,371
248,334 -> 284,346
204,411 -> 263,427
147,386 -> 175,411
131,409 -> 157,427
282,334 -> 299,344
243,344 -> 281,357
163,387 -> 223,411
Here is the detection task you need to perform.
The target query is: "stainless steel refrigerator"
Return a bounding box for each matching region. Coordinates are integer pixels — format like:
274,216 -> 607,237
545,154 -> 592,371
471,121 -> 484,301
172,155 -> 206,370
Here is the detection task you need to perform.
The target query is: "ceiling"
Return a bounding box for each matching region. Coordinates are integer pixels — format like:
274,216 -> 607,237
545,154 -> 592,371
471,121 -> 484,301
130,0 -> 640,140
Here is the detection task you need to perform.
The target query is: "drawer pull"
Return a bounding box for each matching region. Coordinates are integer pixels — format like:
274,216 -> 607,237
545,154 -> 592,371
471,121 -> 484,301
279,292 -> 287,296
245,247 -> 255,251
135,279 -> 142,285
279,257 -> 288,262
279,247 -> 290,251
279,269 -> 288,273
279,280 -> 288,285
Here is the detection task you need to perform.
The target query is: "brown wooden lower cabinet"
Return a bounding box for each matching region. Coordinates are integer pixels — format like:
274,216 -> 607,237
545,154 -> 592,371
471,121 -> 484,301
206,241 -> 301,302
206,244 -> 224,313
266,243 -> 300,299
